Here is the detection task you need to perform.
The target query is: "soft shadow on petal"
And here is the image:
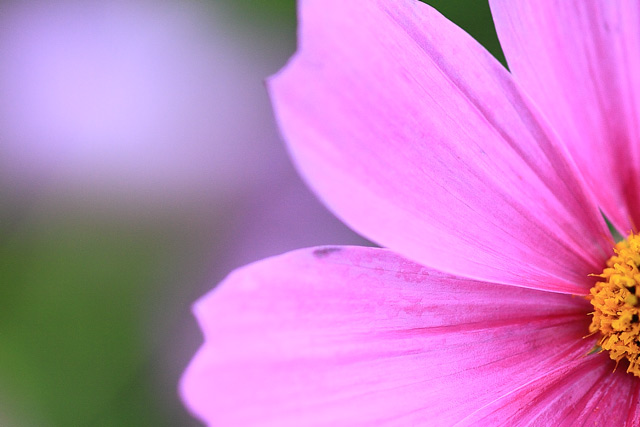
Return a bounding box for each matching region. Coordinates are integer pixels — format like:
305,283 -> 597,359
459,351 -> 639,426
491,0 -> 640,233
180,246 -> 594,426
269,0 -> 611,294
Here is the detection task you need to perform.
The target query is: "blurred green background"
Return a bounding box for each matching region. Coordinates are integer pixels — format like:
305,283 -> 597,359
0,1 -> 504,425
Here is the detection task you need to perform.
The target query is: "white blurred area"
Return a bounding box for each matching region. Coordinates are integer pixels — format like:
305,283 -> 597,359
0,0 -> 287,217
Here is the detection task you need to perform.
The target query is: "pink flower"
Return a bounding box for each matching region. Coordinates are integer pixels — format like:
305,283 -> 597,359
181,0 -> 640,424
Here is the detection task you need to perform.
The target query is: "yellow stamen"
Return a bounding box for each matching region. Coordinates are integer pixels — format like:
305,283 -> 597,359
589,232 -> 640,376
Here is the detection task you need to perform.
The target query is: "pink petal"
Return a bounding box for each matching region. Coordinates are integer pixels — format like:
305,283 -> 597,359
462,352 -> 638,426
268,0 -> 611,294
180,246 -> 595,426
490,1 -> 640,233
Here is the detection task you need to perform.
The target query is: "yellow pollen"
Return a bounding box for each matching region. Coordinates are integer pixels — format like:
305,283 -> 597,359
589,232 -> 640,376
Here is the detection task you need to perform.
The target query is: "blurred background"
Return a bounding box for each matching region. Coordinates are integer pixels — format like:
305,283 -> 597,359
0,1 -> 503,425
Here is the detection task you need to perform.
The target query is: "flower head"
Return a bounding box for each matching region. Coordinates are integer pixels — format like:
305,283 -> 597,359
181,0 -> 640,424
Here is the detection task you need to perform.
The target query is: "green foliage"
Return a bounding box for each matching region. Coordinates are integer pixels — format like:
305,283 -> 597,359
0,220 -> 173,426
422,0 -> 507,66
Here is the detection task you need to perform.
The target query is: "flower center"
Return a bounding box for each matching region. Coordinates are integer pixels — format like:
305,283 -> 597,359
589,233 -> 640,376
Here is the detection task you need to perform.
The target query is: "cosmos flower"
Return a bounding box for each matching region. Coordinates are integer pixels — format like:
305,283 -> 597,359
181,0 -> 640,424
